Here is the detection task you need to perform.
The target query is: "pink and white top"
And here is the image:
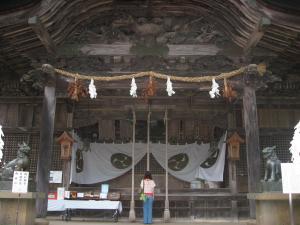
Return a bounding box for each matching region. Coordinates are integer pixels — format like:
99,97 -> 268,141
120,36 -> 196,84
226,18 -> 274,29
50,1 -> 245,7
140,179 -> 156,196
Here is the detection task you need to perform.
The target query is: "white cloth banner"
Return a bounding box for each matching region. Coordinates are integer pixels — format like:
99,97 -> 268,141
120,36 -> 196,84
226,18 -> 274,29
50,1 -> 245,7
71,142 -> 147,184
151,142 -> 211,182
195,133 -> 227,181
71,133 -> 227,184
152,133 -> 227,182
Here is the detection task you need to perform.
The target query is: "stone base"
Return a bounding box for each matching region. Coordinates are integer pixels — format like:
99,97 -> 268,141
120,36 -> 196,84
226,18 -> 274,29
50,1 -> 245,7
259,181 -> 282,192
248,193 -> 300,225
0,179 -> 36,191
0,180 -> 13,190
0,192 -> 41,225
35,218 -> 49,225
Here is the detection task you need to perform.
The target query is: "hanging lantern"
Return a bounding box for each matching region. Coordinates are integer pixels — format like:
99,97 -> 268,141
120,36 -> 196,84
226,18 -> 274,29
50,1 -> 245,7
227,132 -> 244,160
223,78 -> 237,102
57,131 -> 74,160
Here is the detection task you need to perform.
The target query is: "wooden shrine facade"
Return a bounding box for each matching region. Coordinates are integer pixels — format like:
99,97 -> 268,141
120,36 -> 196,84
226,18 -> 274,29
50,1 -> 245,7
1,0 -> 300,221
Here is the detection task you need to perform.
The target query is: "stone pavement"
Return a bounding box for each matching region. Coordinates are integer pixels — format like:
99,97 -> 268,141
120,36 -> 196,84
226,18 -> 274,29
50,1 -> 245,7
46,218 -> 257,225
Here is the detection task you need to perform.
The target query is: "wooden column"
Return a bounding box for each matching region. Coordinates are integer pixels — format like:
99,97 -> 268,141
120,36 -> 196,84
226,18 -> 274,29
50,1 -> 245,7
62,102 -> 74,190
146,106 -> 151,171
129,108 -> 136,222
242,66 -> 261,218
36,65 -> 56,218
227,108 -> 238,221
163,108 -> 170,222
227,109 -> 237,194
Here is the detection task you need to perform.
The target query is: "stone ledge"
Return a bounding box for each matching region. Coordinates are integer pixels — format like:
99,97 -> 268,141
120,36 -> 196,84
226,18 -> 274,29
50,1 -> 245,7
247,192 -> 300,200
0,191 -> 45,199
35,218 -> 50,225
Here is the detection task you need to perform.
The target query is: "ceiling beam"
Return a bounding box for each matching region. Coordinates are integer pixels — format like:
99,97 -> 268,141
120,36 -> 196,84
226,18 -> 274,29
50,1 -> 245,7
244,17 -> 271,56
28,16 -> 56,55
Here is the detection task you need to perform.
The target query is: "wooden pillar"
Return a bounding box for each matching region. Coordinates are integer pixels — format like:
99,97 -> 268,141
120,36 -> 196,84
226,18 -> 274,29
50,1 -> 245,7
146,105 -> 151,171
36,65 -> 56,218
62,161 -> 71,190
129,108 -> 136,222
163,108 -> 170,222
62,102 -> 74,190
227,109 -> 238,194
242,67 -> 261,218
227,108 -> 238,221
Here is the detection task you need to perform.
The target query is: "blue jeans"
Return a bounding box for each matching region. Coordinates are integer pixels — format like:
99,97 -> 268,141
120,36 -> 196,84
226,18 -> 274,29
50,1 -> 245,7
143,196 -> 154,224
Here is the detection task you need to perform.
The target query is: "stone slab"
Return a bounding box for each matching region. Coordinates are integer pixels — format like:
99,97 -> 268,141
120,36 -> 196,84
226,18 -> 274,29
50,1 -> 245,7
0,191 -> 45,225
247,193 -> 300,225
259,181 -> 282,192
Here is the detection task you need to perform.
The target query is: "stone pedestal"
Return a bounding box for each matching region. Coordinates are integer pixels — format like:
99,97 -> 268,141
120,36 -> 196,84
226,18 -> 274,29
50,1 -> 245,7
259,181 -> 282,192
248,193 -> 300,225
0,179 -> 36,191
0,191 -> 42,225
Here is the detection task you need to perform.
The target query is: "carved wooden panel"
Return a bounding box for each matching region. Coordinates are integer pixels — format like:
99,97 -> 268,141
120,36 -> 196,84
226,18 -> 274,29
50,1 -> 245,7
54,104 -> 67,129
196,122 -> 211,142
0,104 -> 7,125
6,104 -> 18,127
98,119 -> 114,140
18,104 -> 34,128
169,120 -> 179,138
32,105 -> 42,127
258,108 -> 298,128
184,119 -> 195,139
120,120 -> 132,140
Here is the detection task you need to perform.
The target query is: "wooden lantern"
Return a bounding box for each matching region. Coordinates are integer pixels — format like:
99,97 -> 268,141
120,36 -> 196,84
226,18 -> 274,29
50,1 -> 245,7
227,132 -> 244,160
57,131 -> 74,160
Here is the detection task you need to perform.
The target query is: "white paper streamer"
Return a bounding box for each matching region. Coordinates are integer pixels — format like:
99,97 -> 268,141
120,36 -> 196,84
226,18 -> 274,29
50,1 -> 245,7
290,120 -> 300,163
0,125 -> 4,162
130,78 -> 137,97
166,76 -> 175,96
88,79 -> 97,99
209,78 -> 220,98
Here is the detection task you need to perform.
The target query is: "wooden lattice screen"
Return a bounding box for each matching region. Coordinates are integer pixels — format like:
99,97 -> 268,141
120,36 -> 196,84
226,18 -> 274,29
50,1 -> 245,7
1,132 -> 63,176
237,133 -> 293,176
1,132 -> 293,181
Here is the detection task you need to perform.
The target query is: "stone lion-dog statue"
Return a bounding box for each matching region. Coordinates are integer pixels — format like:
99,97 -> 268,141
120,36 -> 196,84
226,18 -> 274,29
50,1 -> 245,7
0,142 -> 30,179
262,146 -> 281,182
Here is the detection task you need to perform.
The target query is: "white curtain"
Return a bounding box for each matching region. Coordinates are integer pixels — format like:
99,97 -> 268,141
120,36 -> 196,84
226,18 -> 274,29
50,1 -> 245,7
151,142 -> 211,182
71,142 -> 147,184
70,133 -> 227,184
195,133 -> 227,181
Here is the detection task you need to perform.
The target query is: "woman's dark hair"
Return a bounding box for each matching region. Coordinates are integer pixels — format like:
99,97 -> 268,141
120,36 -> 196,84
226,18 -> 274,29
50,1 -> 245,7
144,171 -> 152,180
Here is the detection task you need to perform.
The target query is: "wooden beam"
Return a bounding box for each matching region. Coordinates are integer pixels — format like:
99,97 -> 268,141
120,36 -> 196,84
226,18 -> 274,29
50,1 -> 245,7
244,17 -> 271,55
36,66 -> 56,218
242,84 -> 261,218
80,44 -> 220,56
28,16 -> 56,55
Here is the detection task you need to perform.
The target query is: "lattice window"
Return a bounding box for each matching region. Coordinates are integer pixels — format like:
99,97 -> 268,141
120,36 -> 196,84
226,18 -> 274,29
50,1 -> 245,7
51,141 -> 63,171
1,132 -> 63,175
1,133 -> 28,166
237,133 -> 293,176
28,134 -> 39,173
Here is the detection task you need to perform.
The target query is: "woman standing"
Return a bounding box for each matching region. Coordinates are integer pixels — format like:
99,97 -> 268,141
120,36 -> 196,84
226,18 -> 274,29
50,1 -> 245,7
140,171 -> 156,224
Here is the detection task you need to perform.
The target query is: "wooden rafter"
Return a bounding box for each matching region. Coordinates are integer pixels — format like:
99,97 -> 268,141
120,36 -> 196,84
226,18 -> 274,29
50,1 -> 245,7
28,16 -> 56,55
244,16 -> 271,55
